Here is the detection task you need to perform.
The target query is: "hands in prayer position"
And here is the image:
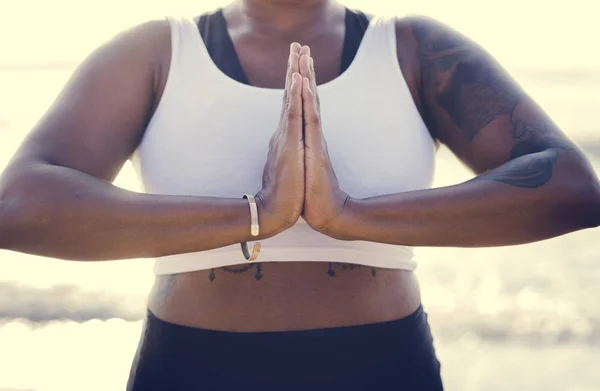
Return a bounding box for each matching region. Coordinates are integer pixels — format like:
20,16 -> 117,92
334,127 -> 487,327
257,43 -> 350,237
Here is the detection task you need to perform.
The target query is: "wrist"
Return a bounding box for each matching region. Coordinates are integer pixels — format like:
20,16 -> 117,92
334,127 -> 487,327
322,195 -> 360,241
253,192 -> 287,238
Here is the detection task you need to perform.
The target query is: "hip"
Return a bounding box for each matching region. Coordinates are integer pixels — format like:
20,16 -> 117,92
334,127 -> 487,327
128,303 -> 442,390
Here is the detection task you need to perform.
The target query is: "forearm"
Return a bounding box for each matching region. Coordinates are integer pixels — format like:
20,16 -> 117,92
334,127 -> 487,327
332,151 -> 600,247
0,163 -> 274,260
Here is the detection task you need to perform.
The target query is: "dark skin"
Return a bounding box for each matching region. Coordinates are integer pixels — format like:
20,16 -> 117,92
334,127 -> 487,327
320,17 -> 600,246
0,0 -> 599,332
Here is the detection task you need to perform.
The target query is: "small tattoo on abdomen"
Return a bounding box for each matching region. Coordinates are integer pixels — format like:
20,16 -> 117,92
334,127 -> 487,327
327,262 -> 377,277
208,263 -> 263,282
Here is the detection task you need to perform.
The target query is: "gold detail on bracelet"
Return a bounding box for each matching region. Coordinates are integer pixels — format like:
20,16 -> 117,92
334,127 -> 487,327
241,241 -> 261,261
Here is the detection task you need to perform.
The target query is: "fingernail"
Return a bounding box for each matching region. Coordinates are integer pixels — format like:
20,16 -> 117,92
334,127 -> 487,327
292,73 -> 298,82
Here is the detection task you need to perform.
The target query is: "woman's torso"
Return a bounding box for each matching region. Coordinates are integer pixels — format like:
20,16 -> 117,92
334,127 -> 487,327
139,4 -> 434,332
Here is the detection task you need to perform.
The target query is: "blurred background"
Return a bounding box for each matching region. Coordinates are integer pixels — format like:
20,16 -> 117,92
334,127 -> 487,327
0,0 -> 599,390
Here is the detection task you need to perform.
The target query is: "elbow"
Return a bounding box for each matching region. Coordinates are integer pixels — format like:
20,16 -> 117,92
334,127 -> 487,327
0,199 -> 6,250
565,180 -> 600,230
585,184 -> 600,229
0,177 -> 42,251
0,190 -> 16,250
0,188 -> 23,250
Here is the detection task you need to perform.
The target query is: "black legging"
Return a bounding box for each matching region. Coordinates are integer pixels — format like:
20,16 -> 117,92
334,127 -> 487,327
127,306 -> 444,390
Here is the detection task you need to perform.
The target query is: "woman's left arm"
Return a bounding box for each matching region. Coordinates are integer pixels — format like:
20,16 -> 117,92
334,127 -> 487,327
325,16 -> 600,247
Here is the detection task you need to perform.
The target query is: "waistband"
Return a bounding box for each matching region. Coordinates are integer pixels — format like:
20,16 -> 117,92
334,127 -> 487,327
130,305 -> 440,389
146,303 -> 426,339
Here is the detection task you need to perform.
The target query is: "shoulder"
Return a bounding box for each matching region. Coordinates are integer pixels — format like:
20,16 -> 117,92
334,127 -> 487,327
86,19 -> 173,90
393,14 -> 467,47
105,19 -> 172,62
391,15 -> 478,141
393,14 -> 491,79
392,15 -> 422,74
392,15 -> 470,77
100,18 -> 174,112
389,16 -> 438,136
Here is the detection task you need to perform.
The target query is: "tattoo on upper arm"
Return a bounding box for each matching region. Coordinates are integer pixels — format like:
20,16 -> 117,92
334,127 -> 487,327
208,263 -> 263,282
437,60 -> 520,141
412,19 -> 522,141
479,102 -> 574,188
412,18 -> 574,188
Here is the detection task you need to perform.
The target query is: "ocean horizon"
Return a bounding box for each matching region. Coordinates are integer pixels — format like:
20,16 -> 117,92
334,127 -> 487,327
1,1 -> 599,390
1,63 -> 599,391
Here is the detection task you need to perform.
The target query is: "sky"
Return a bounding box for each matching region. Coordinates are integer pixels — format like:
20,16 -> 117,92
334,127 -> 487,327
1,0 -> 599,69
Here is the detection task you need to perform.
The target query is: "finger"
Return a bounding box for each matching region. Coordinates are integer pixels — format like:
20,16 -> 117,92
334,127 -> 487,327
299,53 -> 311,79
299,45 -> 310,57
285,43 -> 302,92
290,45 -> 303,83
302,76 -> 321,141
287,72 -> 303,137
309,57 -> 320,111
299,56 -> 320,110
281,43 -> 301,122
291,42 -> 302,55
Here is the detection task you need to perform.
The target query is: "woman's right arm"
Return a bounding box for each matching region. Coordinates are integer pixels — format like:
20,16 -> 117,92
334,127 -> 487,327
0,22 -> 305,261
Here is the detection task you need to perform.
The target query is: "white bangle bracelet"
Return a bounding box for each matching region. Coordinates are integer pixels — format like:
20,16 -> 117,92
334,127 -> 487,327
241,194 -> 261,261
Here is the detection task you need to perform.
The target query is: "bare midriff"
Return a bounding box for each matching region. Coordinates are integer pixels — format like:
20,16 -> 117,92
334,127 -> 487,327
148,262 -> 421,332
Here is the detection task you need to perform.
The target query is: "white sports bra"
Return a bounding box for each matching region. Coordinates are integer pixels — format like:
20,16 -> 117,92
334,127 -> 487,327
131,15 -> 436,275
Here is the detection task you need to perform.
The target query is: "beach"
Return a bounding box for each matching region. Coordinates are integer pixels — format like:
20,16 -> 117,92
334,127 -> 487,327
1,1 -> 599,390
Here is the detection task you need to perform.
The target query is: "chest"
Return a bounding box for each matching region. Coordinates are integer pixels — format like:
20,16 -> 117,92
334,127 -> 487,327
228,29 -> 347,89
135,82 -> 435,201
133,16 -> 436,200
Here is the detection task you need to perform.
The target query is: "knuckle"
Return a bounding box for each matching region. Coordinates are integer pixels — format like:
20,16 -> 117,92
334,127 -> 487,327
308,114 -> 321,127
290,53 -> 299,68
287,107 -> 300,120
282,96 -> 290,112
316,151 -> 330,165
284,105 -> 294,121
